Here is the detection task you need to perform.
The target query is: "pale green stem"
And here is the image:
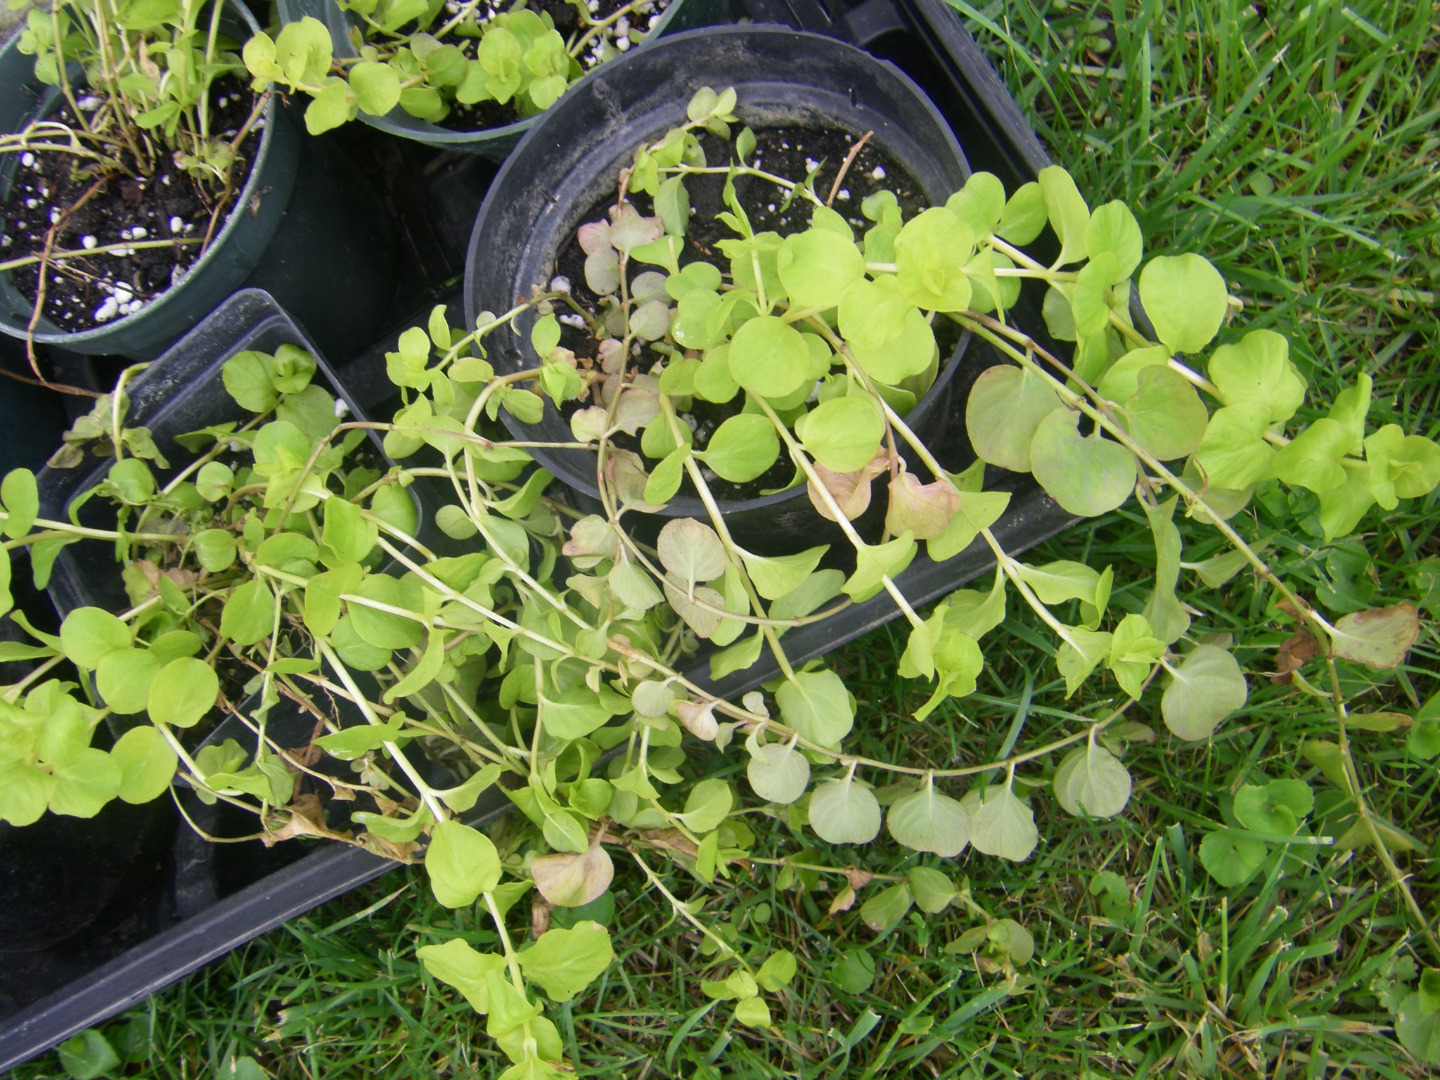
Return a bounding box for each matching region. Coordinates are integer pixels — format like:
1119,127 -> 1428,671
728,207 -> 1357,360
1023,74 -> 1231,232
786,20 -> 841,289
316,638 -> 447,822
751,397 -> 924,630
628,848 -> 751,969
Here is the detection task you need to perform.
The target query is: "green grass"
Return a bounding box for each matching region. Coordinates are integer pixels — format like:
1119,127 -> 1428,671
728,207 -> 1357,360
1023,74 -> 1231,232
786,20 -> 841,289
9,1 -> 1440,1076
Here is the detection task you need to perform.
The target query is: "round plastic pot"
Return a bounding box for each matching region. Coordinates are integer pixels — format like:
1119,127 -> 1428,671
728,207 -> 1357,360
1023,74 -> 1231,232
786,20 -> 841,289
464,25 -> 972,554
277,0 -> 730,160
0,2 -> 399,361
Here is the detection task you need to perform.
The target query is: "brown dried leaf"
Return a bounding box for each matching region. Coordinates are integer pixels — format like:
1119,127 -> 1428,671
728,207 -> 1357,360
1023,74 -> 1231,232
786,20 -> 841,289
261,794 -> 353,847
828,885 -> 856,914
807,456 -> 889,523
676,699 -> 719,741
1270,629 -> 1321,684
845,867 -> 874,890
640,828 -> 700,859
885,471 -> 962,540
531,893 -> 553,940
357,833 -> 420,863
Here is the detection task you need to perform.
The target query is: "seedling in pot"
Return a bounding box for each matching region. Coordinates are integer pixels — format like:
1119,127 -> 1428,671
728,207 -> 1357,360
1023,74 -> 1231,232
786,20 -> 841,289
242,0 -> 675,135
0,0 -> 268,339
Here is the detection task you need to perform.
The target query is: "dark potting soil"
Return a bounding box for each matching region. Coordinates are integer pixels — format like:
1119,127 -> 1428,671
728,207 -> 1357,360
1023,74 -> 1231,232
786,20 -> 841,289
0,76 -> 263,334
427,0 -> 672,132
548,124 -> 961,502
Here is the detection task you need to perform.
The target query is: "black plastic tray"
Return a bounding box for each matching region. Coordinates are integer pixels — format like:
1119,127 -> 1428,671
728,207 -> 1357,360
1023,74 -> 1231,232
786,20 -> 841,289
0,0 -> 1069,1068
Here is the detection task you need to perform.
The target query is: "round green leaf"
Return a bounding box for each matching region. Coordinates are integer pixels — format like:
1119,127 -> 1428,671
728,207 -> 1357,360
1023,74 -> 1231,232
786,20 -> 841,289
112,725 -> 179,803
1138,254 -> 1228,354
656,518 -> 728,585
0,762 -> 53,826
350,59 -> 401,116
194,528 -> 237,573
426,820 -> 501,908
1038,166 -> 1091,265
894,208 -> 974,311
776,669 -> 854,748
847,306 -> 936,386
1,467 -> 38,539
1161,644 -> 1248,740
1198,829 -> 1266,887
838,276 -> 912,351
734,997 -> 772,1029
776,228 -> 866,310
746,738 -> 810,805
906,866 -> 957,913
727,316 -> 811,400
1053,743 -> 1131,818
965,365 -> 1063,473
348,575 -> 424,651
945,171 -> 1006,235
997,181 -> 1046,245
323,496 -> 379,565
48,747 -> 122,818
1233,779 -> 1312,835
147,657 -> 219,729
222,350 -> 278,413
799,395 -> 885,473
699,412 -> 780,485
517,922 -> 614,1002
221,579 -> 278,648
808,776 -> 881,845
1120,365 -> 1209,461
860,882 -> 914,932
1396,988 -> 1440,1064
1085,201 -> 1143,282
963,786 -> 1037,861
886,784 -> 971,856
370,485 -> 419,540
60,607 -> 132,669
1208,329 -> 1305,423
1029,409 -> 1135,516
96,647 -> 163,715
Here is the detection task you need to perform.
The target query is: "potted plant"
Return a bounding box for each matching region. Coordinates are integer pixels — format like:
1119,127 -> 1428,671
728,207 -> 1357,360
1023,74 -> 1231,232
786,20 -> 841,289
4,66 -> 1439,1075
464,26 -> 980,553
0,0 -> 399,362
240,0 -> 726,158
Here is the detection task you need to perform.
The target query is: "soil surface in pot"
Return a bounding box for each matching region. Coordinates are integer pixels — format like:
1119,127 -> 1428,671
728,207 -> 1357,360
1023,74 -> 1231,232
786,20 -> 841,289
423,0 -> 673,132
0,75 -> 263,334
548,124 -> 962,502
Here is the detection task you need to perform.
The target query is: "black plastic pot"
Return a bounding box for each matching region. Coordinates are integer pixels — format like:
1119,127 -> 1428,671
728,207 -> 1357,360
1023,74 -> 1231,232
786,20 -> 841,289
36,290 -> 419,617
0,336 -> 68,477
277,0 -> 729,160
3,286 -> 433,1039
0,0 -> 1072,1069
0,2 -> 400,361
464,25 -> 974,555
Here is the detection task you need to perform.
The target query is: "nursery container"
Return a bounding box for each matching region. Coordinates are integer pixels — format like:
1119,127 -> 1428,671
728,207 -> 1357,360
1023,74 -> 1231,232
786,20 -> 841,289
0,336 -> 68,476
0,2 -> 400,362
277,0 -> 730,160
0,0 -> 1072,1068
464,24 -> 976,554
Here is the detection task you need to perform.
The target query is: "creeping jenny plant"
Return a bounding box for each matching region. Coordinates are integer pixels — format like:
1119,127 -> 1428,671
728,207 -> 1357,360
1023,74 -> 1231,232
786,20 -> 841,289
3,86 -> 1440,1073
242,0 -> 671,135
